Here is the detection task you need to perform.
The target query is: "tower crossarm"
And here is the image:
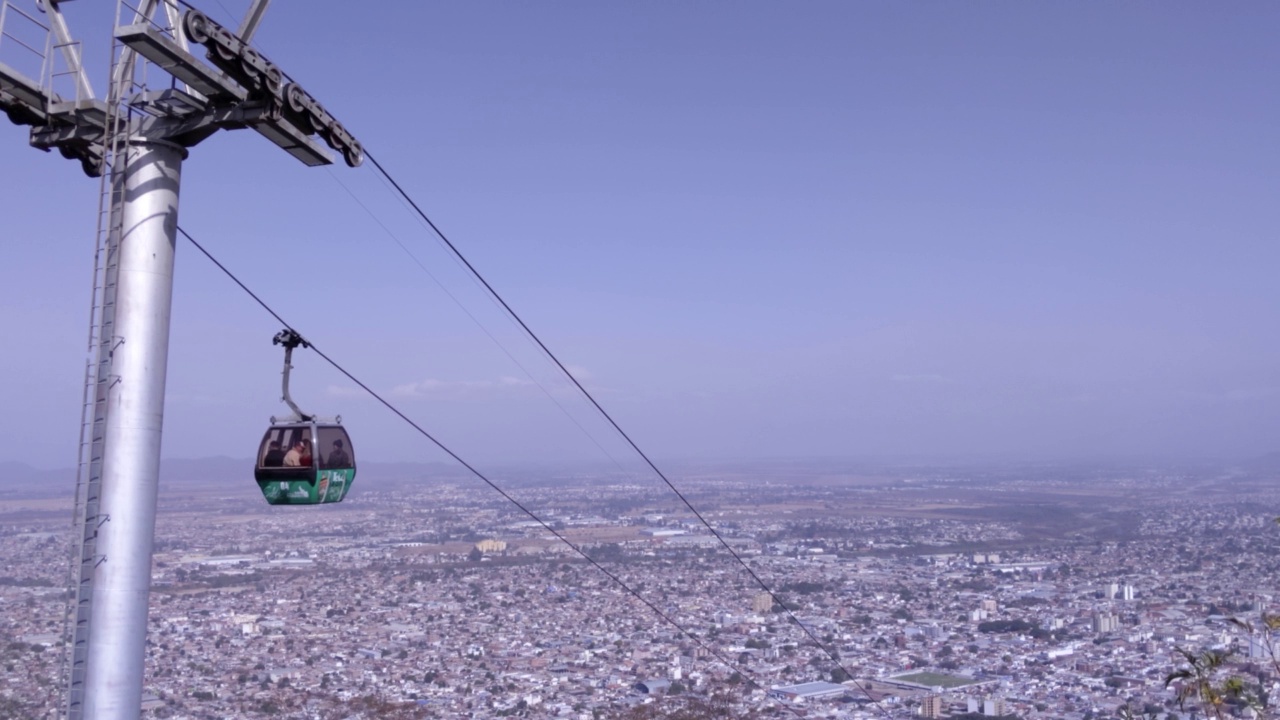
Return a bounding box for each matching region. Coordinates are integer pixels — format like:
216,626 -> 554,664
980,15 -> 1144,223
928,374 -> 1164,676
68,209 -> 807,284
131,97 -> 330,165
3,0 -> 364,177
117,8 -> 364,167
0,0 -> 109,174
114,22 -> 245,102
0,58 -> 53,124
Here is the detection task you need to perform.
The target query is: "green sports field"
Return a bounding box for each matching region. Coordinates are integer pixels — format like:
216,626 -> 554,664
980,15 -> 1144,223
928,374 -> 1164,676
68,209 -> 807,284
890,671 -> 977,689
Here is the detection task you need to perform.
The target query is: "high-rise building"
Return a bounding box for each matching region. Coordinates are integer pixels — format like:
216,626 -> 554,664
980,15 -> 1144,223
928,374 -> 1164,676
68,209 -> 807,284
920,694 -> 943,718
1092,612 -> 1119,633
1122,584 -> 1135,601
1249,635 -> 1271,659
983,697 -> 1006,716
752,592 -> 774,614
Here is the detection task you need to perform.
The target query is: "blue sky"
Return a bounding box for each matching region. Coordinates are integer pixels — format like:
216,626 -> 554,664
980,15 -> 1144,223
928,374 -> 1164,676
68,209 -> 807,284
1,2 -> 1278,468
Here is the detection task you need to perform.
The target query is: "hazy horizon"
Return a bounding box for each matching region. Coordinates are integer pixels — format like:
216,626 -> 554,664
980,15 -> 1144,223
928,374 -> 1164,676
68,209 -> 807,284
4,449 -> 1276,476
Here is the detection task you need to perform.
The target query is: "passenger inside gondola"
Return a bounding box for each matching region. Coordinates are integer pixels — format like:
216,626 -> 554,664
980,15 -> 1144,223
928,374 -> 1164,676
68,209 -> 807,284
316,426 -> 354,469
262,440 -> 284,467
282,440 -> 301,466
325,439 -> 350,468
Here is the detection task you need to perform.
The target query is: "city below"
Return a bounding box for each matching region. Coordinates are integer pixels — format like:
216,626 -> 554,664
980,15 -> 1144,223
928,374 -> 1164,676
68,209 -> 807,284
1,456 -> 1277,719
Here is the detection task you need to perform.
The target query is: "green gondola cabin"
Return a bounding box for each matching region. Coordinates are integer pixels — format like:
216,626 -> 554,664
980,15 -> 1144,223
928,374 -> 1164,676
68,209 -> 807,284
254,421 -> 355,505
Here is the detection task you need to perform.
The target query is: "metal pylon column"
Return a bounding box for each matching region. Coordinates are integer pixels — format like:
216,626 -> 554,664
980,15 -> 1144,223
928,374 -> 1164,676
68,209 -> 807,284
80,137 -> 185,720
2,1 -> 364,713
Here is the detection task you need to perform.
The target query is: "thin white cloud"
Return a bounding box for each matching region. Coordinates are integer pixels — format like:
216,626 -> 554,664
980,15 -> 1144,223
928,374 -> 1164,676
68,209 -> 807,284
891,373 -> 950,384
326,385 -> 365,398
391,376 -> 535,398
1178,387 -> 1280,403
165,392 -> 234,405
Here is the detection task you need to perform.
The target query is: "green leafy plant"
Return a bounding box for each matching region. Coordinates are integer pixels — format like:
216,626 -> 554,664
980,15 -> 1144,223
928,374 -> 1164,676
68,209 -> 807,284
1164,647 -> 1257,720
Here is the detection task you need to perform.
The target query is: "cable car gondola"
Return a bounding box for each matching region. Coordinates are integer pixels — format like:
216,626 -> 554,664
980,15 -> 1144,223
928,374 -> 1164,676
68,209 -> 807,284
254,329 -> 356,505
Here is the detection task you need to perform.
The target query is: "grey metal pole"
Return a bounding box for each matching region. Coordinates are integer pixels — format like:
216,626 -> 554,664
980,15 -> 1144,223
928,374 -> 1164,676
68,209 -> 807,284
81,138 -> 185,720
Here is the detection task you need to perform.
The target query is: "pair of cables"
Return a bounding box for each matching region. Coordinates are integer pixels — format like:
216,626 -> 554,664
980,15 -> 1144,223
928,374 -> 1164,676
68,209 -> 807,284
178,225 -> 807,718
181,141 -> 891,713
42,0 -> 885,713
359,150 -> 884,711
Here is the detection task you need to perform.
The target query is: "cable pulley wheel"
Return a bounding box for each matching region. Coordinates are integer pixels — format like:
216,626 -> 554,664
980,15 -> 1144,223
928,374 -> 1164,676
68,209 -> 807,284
343,143 -> 363,168
263,67 -> 283,99
182,10 -> 210,44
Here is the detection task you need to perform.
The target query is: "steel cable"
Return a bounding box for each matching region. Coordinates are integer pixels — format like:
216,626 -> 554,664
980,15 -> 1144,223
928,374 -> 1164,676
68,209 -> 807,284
361,151 -> 886,709
177,224 -> 806,718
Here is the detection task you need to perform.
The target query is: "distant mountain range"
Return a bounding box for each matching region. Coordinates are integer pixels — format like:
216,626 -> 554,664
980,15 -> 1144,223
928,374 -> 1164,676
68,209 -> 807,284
0,457 -> 473,498
0,461 -> 77,495
1242,451 -> 1280,473
4,453 -> 1277,499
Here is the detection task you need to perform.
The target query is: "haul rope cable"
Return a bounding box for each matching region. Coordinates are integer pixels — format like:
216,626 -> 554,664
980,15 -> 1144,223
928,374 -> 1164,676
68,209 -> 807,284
163,5 -> 881,703
322,167 -> 641,482
59,1 -> 881,714
177,224 -> 806,718
201,0 -> 643,484
361,150 -> 880,702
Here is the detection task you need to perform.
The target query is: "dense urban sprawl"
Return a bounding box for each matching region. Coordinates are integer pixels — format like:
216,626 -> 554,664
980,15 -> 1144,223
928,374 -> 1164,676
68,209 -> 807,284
2,460 -> 1278,719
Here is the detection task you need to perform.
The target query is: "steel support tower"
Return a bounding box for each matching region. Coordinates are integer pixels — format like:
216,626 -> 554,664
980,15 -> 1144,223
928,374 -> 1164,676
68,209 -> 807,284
0,2 -> 362,718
